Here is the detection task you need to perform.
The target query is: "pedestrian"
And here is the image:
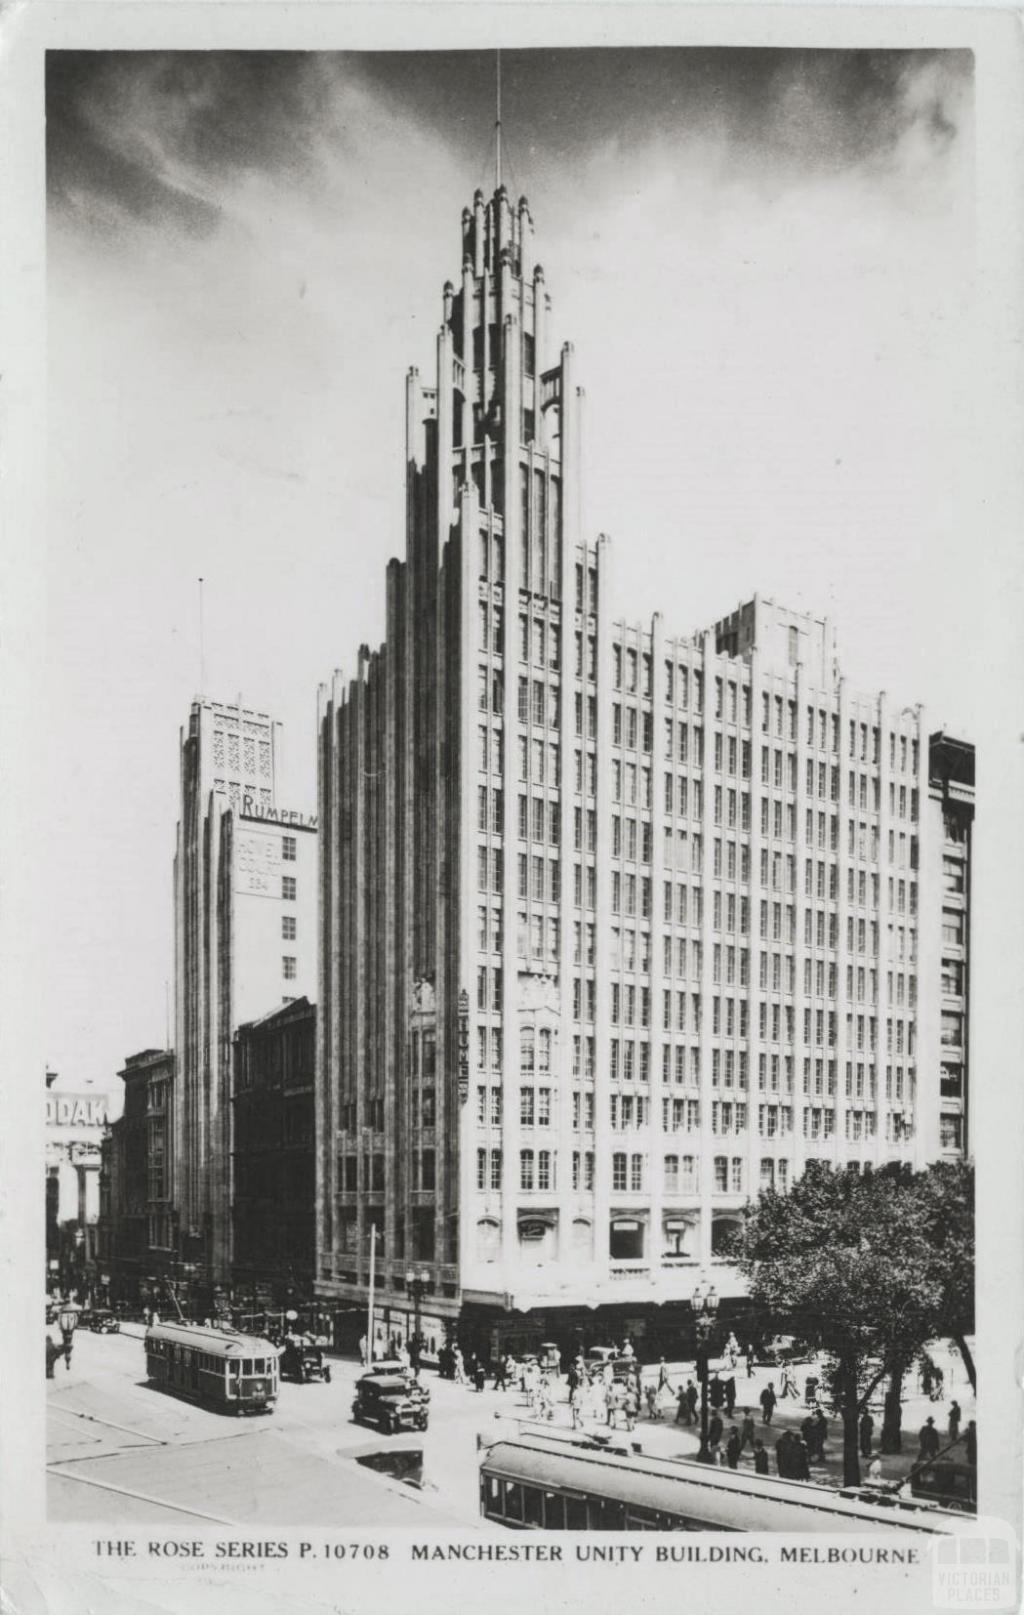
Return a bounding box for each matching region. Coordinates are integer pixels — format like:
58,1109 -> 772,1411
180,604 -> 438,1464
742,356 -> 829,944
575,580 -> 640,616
932,1366 -> 945,1403
792,1435 -> 811,1480
859,1408 -> 874,1458
708,1412 -> 724,1451
567,1361 -> 579,1396
745,1342 -> 755,1378
398,1342 -> 411,1373
760,1383 -> 777,1425
538,1380 -> 554,1422
685,1379 -> 699,1422
920,1357 -> 934,1398
724,1375 -> 737,1418
812,1407 -> 828,1462
965,1420 -> 977,1467
948,1400 -> 961,1442
753,1439 -> 769,1475
453,1345 -> 466,1385
918,1415 -> 940,1461
740,1409 -> 756,1452
709,1374 -> 726,1411
867,1456 -> 883,1486
726,1427 -> 741,1469
570,1383 -> 585,1430
801,1414 -> 817,1458
657,1357 -> 673,1395
474,1359 -> 487,1393
359,1333 -> 368,1367
621,1337 -> 635,1361
779,1362 -> 797,1400
492,1355 -> 508,1392
775,1432 -> 792,1478
645,1383 -> 660,1420
623,1384 -> 639,1432
676,1385 -> 691,1425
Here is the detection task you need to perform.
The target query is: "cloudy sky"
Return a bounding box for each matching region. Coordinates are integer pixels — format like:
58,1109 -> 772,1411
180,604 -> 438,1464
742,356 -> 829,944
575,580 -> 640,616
46,47 -> 978,1086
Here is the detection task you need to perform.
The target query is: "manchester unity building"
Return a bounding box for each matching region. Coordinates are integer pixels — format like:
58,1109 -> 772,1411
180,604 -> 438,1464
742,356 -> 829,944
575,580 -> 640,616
315,183 -> 974,1356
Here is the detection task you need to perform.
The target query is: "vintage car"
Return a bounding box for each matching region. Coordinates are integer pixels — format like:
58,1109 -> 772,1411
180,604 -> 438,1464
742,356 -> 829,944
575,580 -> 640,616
279,1334 -> 332,1384
755,1335 -> 812,1367
78,1308 -> 121,1334
583,1348 -> 636,1383
359,1364 -> 430,1405
351,1373 -> 429,1435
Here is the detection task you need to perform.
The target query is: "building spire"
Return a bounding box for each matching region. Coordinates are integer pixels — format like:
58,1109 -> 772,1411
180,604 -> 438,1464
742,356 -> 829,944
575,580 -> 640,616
495,48 -> 502,190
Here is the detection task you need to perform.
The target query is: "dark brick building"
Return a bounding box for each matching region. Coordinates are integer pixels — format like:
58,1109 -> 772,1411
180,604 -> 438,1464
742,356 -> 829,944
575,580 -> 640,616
232,997 -> 316,1306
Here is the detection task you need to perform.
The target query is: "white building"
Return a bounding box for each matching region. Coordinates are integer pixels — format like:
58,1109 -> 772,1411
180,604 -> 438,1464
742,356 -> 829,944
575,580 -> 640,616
173,698 -> 316,1291
315,183 -> 974,1361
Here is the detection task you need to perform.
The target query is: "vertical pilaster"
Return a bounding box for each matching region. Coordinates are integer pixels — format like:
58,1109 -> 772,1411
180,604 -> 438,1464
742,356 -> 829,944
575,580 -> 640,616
648,613 -> 665,1285
592,536 -> 614,1286
696,634 -> 714,1267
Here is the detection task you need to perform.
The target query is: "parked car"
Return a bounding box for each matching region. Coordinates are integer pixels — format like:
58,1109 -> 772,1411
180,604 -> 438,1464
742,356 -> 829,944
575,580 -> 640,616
583,1348 -> 636,1383
279,1334 -> 332,1384
756,1335 -> 811,1366
78,1309 -> 120,1334
351,1373 -> 429,1434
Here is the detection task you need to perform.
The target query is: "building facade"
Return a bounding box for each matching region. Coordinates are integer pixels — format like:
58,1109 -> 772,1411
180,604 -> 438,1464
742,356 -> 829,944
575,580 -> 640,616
97,1048 -> 175,1308
316,184 -> 974,1357
46,1068 -> 121,1298
231,997 -> 316,1307
922,733 -> 975,1161
173,697 -> 316,1292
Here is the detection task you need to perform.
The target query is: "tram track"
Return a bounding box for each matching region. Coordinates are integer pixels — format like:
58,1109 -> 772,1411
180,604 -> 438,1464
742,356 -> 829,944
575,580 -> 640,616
46,1464 -> 238,1526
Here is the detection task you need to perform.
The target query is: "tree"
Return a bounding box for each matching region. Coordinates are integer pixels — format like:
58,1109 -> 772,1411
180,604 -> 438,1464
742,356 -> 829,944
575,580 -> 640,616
734,1161 -> 944,1486
916,1159 -> 976,1392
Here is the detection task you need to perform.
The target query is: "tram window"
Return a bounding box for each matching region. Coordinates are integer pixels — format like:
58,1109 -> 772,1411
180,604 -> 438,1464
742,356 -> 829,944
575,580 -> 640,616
592,1498 -> 626,1531
504,1482 -> 524,1523
626,1508 -> 661,1530
485,1477 -> 501,1512
523,1486 -> 544,1527
543,1492 -> 565,1529
565,1495 -> 588,1530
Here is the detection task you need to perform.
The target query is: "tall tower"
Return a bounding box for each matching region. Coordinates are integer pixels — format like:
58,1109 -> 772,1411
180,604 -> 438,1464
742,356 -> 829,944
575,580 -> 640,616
318,183 -> 587,1345
173,698 -> 279,1291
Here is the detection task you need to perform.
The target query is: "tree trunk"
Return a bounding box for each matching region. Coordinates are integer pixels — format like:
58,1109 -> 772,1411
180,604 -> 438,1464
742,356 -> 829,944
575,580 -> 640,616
881,1360 -> 905,1454
840,1357 -> 861,1487
953,1333 -> 977,1395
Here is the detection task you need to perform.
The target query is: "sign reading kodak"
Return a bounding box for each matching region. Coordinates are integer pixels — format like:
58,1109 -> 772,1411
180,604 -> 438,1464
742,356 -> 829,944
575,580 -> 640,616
46,1094 -> 109,1128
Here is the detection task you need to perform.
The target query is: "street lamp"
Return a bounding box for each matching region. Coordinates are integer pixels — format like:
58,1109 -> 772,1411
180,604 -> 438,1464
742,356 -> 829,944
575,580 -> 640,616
405,1267 -> 430,1367
689,1280 -> 720,1464
58,1301 -> 81,1370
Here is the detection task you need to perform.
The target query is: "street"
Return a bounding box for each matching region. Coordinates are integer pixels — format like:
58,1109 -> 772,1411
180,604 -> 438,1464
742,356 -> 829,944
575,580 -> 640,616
46,1327 -> 975,1527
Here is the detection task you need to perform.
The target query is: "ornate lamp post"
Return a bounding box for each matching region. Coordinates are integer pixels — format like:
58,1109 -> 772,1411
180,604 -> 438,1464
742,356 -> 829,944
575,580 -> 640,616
405,1267 -> 430,1367
58,1301 -> 81,1370
689,1280 -> 719,1464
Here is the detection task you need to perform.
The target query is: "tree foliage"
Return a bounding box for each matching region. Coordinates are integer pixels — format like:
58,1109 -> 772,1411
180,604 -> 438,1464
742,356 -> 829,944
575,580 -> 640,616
733,1160 -> 973,1483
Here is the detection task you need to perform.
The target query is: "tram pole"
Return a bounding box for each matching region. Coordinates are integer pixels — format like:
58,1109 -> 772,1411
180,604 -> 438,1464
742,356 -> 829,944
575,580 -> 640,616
367,1223 -> 377,1365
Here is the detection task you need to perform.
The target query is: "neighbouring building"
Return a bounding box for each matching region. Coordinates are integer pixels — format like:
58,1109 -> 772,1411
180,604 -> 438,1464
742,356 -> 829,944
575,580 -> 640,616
174,697 -> 316,1298
46,1068 -> 121,1297
921,733 -> 975,1161
97,1048 -> 175,1309
315,182 -> 975,1360
231,997 -> 316,1308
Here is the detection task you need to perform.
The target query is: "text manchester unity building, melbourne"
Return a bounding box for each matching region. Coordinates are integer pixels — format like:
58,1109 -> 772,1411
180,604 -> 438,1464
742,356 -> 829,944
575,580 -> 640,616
315,181 -> 974,1357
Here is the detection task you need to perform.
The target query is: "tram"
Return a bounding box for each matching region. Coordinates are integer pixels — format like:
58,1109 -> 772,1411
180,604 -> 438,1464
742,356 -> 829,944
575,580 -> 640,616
479,1434 -> 974,1534
144,1321 -> 279,1414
